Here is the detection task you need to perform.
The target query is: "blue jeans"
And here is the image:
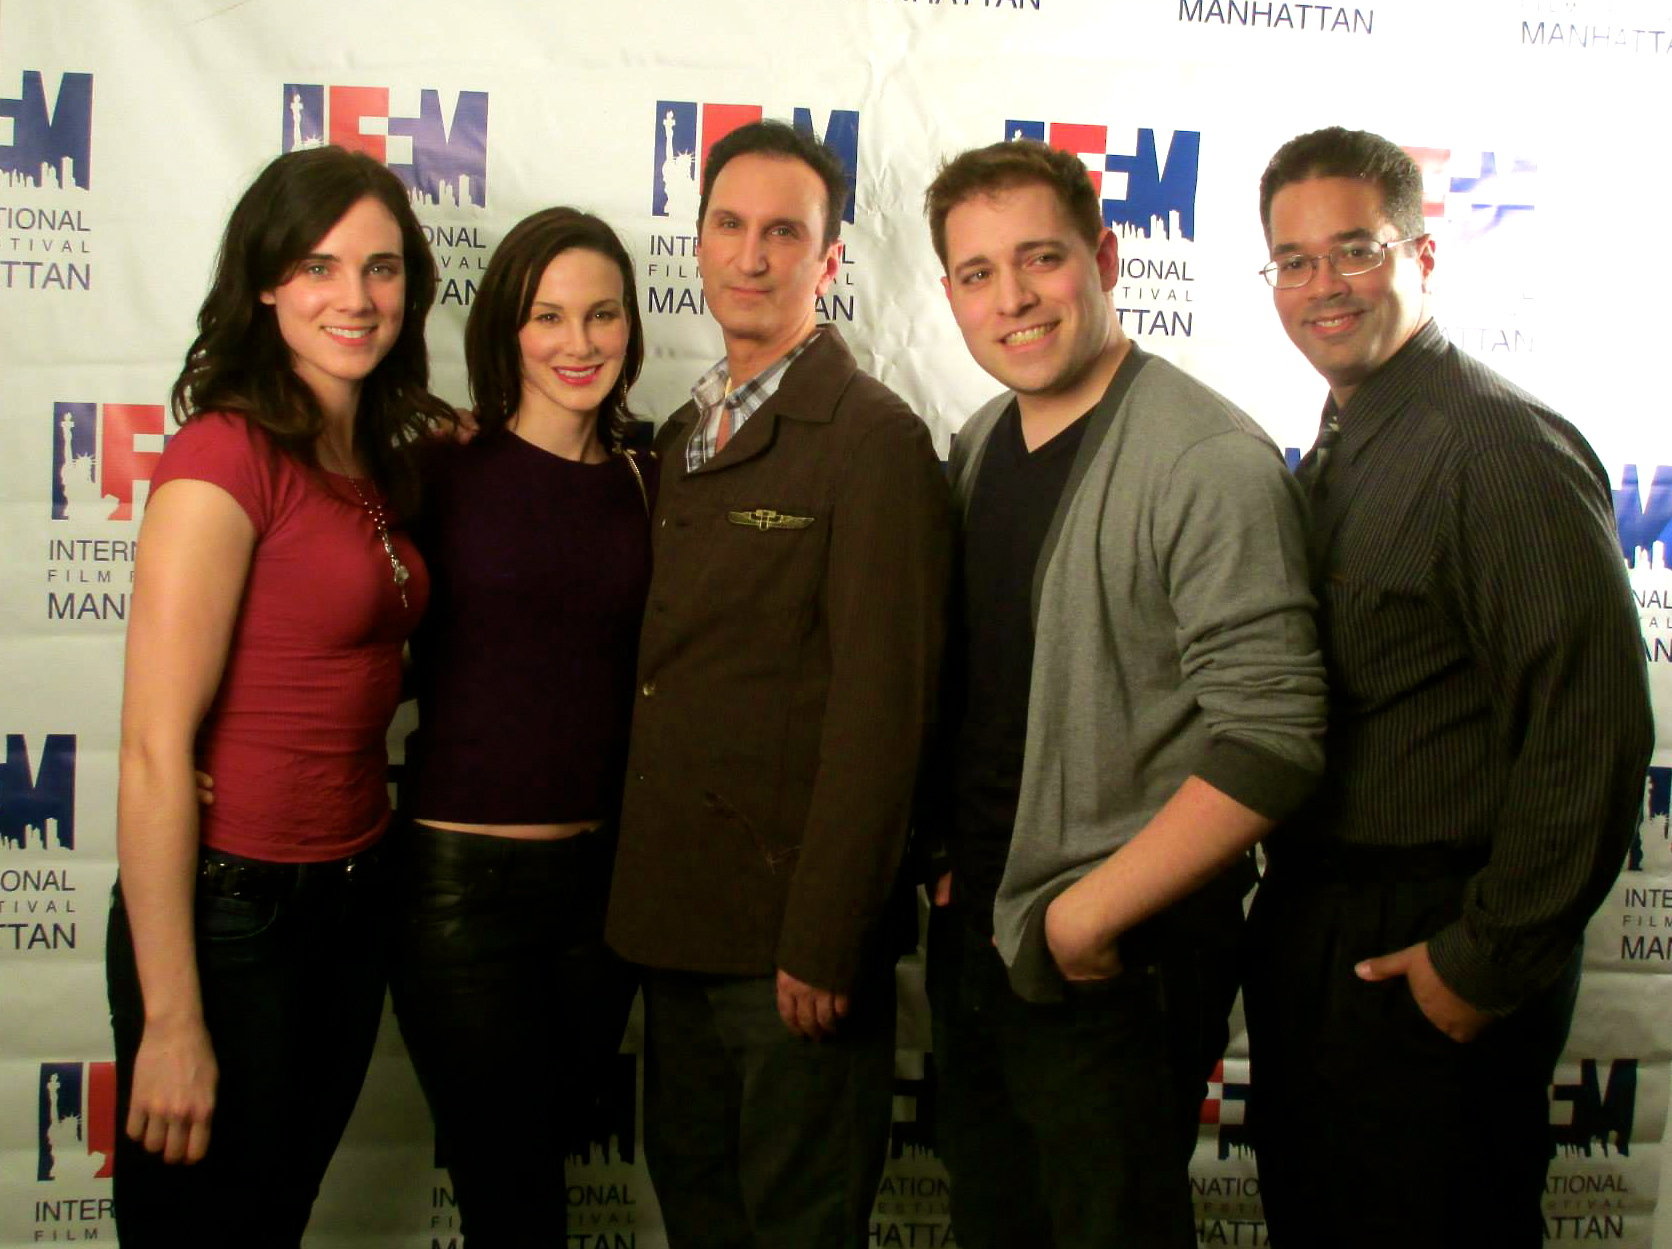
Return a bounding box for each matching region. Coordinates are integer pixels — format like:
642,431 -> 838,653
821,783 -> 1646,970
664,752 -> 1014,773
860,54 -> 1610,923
387,822 -> 637,1248
105,846 -> 388,1249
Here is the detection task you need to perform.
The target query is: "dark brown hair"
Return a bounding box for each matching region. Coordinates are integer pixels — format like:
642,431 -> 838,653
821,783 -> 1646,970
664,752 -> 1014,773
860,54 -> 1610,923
924,139 -> 1103,270
170,146 -> 454,515
1258,126 -> 1425,242
463,207 -> 644,447
698,120 -> 848,248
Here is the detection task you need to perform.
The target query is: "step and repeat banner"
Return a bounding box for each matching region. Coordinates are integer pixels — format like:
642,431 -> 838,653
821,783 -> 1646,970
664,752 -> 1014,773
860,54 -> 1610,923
1,0 -> 1668,1245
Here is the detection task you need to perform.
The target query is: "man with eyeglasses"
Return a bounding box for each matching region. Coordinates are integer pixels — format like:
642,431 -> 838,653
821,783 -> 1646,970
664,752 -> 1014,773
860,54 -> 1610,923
1244,126 -> 1651,1248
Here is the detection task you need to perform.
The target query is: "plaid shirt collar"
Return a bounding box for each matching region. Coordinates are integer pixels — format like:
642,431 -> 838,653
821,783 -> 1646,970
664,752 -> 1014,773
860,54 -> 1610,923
684,328 -> 823,472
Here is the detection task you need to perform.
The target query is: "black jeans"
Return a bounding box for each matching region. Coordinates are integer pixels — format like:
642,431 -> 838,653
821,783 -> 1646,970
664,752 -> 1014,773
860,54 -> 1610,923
1245,850 -> 1578,1249
105,846 -> 388,1249
387,822 -> 637,1248
927,886 -> 1243,1249
640,965 -> 897,1249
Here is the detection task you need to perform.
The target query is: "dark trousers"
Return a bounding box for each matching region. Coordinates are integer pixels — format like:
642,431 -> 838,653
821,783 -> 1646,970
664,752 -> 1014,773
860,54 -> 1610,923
1245,854 -> 1578,1249
640,965 -> 896,1249
105,847 -> 387,1249
927,892 -> 1242,1249
388,823 -> 637,1248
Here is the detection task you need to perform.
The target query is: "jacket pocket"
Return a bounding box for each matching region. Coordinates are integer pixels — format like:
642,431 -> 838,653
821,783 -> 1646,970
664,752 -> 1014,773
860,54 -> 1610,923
704,788 -> 798,875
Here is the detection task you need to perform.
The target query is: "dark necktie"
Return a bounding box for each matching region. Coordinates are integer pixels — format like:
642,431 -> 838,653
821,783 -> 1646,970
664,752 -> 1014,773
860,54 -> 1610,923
1296,411 -> 1341,498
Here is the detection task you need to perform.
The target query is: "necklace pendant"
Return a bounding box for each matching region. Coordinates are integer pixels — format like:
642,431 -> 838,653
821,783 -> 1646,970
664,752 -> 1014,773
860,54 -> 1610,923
347,475 -> 413,612
388,550 -> 411,609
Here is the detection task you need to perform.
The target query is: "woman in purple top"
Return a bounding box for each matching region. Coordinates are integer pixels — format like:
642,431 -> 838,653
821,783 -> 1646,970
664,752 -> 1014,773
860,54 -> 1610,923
389,208 -> 655,1247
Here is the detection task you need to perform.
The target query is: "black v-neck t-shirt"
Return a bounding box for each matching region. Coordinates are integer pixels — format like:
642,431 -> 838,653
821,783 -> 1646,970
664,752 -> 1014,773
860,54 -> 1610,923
948,402 -> 1091,935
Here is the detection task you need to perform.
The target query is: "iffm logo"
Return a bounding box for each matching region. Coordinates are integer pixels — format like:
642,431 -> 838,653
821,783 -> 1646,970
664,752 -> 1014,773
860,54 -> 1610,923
0,733 -> 75,852
1615,465 -> 1672,570
652,102 -> 859,226
1550,1060 -> 1636,1158
51,401 -> 170,522
38,1062 -> 114,1181
1005,121 -> 1198,240
0,71 -> 92,191
1405,147 -> 1534,241
1628,765 -> 1671,871
1201,1058 -> 1252,1159
282,85 -> 489,208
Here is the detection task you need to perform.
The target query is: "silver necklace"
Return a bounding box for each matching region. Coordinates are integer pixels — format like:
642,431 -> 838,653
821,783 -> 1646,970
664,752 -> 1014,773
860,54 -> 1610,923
345,476 -> 411,610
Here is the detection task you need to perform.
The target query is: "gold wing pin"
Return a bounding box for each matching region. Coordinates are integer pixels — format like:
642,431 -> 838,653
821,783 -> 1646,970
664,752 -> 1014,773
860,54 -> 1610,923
727,508 -> 816,531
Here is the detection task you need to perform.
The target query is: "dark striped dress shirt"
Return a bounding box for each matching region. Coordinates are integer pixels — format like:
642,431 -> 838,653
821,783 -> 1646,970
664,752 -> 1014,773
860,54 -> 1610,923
1290,319 -> 1652,1014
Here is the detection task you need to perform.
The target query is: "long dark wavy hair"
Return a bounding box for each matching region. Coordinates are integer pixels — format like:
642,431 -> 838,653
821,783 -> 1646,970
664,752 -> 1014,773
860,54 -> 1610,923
464,207 -> 644,448
170,146 -> 456,515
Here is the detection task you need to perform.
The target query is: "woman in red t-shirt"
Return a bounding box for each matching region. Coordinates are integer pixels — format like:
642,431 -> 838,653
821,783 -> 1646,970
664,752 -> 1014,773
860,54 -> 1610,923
104,146 -> 457,1247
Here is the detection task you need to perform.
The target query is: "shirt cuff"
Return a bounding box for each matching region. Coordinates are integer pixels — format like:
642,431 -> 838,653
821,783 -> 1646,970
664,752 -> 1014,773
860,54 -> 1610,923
1425,918 -> 1575,1016
1193,736 -> 1319,822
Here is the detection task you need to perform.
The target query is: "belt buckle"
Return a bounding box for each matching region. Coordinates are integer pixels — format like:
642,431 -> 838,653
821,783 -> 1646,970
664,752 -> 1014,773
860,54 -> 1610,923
201,855 -> 257,900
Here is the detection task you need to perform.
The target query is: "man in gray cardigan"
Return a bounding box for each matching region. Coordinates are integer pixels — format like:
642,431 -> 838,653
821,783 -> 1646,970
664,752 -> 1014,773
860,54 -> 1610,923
922,139 -> 1326,1246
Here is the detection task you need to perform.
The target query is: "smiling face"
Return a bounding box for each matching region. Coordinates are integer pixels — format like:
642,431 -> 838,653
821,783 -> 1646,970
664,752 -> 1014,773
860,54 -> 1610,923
1266,175 -> 1434,407
260,194 -> 406,419
940,180 -> 1120,416
515,247 -> 631,427
696,152 -> 840,370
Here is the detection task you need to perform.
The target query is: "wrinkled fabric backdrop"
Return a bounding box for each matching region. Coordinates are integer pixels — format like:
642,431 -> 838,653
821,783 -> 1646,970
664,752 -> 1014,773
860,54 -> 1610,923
1,1 -> 1667,1244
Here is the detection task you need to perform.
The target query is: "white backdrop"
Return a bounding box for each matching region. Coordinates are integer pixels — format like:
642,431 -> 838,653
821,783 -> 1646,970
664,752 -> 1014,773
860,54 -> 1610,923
2,1 -> 1669,1244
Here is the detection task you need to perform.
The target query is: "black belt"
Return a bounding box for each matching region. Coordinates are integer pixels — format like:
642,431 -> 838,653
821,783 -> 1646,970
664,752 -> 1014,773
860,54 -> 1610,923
197,845 -> 381,902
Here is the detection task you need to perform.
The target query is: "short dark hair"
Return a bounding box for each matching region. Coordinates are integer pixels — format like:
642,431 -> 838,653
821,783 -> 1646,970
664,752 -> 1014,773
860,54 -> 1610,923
697,120 -> 848,247
463,207 -> 644,448
1258,126 -> 1425,241
924,139 -> 1103,270
170,145 -> 454,515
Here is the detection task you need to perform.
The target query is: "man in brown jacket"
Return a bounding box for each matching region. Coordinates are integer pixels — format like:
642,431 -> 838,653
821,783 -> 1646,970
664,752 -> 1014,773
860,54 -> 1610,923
605,120 -> 951,1249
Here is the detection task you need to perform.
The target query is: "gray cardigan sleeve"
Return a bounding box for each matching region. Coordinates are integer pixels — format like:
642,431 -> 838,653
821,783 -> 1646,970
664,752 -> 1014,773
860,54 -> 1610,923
1152,429 -> 1327,819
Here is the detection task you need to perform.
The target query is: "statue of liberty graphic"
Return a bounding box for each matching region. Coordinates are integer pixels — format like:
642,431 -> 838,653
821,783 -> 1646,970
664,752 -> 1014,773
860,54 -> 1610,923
659,109 -> 700,222
40,1071 -> 108,1182
57,409 -> 116,521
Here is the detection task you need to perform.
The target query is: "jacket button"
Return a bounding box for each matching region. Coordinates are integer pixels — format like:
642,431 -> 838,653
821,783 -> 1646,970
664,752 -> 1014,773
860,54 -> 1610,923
641,680 -> 657,697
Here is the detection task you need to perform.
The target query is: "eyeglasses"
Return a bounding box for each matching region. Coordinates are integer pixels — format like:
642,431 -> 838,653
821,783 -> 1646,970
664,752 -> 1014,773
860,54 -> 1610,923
1258,236 -> 1425,289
